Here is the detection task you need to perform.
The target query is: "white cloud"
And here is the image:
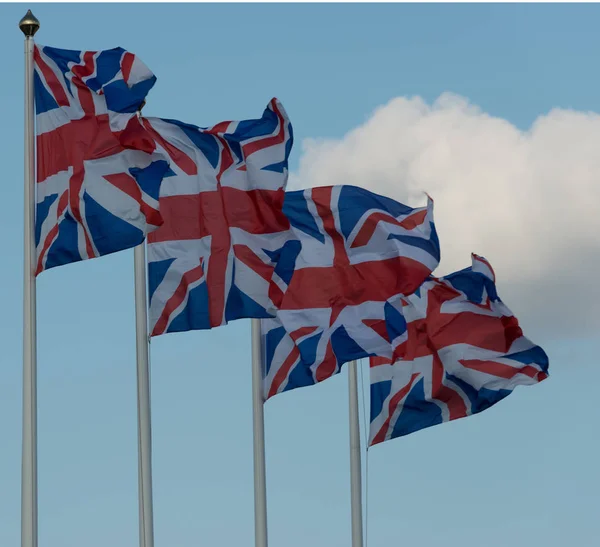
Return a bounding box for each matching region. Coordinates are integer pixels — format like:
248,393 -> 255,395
290,93 -> 600,338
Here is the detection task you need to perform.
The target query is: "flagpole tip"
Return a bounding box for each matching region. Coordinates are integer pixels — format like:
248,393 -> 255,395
19,10 -> 40,37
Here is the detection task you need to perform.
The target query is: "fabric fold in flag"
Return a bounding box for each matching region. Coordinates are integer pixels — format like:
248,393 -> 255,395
263,186 -> 440,399
369,254 -> 549,445
35,44 -> 170,273
146,98 -> 293,335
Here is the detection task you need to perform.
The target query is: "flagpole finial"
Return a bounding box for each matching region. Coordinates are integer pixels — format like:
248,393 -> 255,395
19,10 -> 40,37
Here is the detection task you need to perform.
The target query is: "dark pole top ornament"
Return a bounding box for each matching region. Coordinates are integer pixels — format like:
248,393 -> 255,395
19,10 -> 40,37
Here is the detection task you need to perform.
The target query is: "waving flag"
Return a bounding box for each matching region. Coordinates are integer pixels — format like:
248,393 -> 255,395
263,186 -> 440,399
370,254 -> 549,445
262,317 -> 315,399
146,99 -> 293,335
262,301 -> 393,399
34,44 -> 170,273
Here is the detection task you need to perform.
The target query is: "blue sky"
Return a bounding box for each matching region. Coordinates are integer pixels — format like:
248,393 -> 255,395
1,3 -> 599,547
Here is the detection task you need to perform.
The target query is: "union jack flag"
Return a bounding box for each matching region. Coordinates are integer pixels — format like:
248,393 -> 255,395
263,185 -> 440,399
34,45 -> 170,273
369,254 -> 549,445
146,99 -> 293,335
262,300 -> 393,399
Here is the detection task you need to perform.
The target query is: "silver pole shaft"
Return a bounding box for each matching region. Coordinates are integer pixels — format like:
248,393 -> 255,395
251,318 -> 268,547
348,360 -> 364,547
21,32 -> 38,547
134,243 -> 155,547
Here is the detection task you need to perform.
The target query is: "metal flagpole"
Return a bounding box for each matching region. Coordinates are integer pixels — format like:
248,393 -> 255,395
19,10 -> 40,547
348,360 -> 364,547
251,318 -> 268,547
134,242 -> 155,547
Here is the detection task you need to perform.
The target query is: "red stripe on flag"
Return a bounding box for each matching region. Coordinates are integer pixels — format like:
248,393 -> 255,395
119,116 -> 157,154
71,52 -> 97,114
36,191 -> 69,275
362,318 -> 390,343
34,47 -> 70,107
68,161 -> 96,260
501,315 -> 523,349
370,356 -> 393,368
391,341 -> 408,361
233,244 -> 273,283
206,121 -> 232,135
472,254 -> 496,282
241,99 -> 286,158
350,209 -> 428,249
148,188 -> 288,243
143,119 -> 198,176
429,312 -> 523,354
203,183 -> 232,328
121,52 -> 135,85
37,114 -> 123,181
314,342 -> 339,383
371,373 -> 420,446
398,208 -> 428,231
431,354 -> 468,420
268,281 -> 285,310
152,261 -> 205,336
268,325 -> 320,396
314,187 -> 350,269
103,173 -> 162,227
280,256 -> 431,311
268,345 -> 302,398
290,326 -> 319,343
215,136 -> 234,183
459,359 -> 542,380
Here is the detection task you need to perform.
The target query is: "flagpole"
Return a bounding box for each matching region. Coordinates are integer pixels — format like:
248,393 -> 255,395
348,360 -> 364,547
251,318 -> 268,547
134,242 -> 155,547
19,10 -> 39,547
